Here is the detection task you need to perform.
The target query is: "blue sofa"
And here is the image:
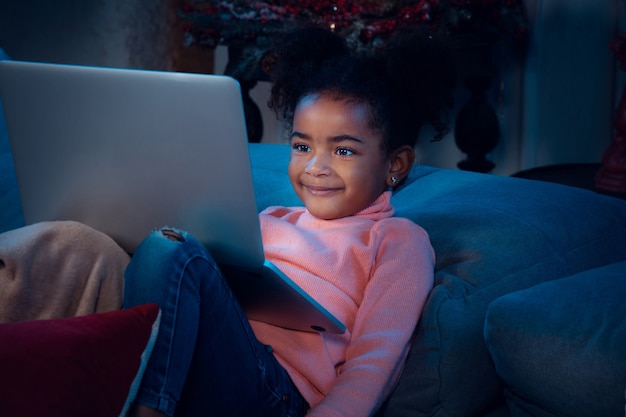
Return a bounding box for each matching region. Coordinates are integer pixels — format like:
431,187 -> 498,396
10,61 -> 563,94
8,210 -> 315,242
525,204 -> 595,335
1,137 -> 625,416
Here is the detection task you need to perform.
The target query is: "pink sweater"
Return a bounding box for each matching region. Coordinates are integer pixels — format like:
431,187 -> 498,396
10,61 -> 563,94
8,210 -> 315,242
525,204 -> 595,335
251,191 -> 434,417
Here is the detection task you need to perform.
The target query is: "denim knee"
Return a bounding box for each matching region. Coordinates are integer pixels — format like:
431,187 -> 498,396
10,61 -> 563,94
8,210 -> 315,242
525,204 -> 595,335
136,228 -> 195,258
123,227 -> 214,308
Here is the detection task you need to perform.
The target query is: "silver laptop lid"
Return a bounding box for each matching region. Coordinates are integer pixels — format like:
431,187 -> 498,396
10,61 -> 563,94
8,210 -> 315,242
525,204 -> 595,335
0,60 -> 264,267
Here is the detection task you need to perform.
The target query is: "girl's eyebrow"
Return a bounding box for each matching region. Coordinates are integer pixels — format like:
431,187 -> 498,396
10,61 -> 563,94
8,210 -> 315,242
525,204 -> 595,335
290,132 -> 365,145
290,131 -> 310,141
291,131 -> 363,143
331,134 -> 364,144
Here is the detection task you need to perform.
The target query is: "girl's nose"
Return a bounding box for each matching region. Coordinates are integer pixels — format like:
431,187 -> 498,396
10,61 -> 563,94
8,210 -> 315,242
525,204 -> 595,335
305,153 -> 331,176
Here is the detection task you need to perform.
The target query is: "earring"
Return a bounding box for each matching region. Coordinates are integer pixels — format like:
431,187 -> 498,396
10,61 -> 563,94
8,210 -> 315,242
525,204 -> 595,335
390,176 -> 398,185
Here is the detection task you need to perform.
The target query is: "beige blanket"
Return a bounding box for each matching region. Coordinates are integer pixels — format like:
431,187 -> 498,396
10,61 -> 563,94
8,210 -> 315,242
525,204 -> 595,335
0,221 -> 130,322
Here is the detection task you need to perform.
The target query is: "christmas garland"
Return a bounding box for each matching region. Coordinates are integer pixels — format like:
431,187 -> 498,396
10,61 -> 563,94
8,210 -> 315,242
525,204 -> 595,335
180,0 -> 527,79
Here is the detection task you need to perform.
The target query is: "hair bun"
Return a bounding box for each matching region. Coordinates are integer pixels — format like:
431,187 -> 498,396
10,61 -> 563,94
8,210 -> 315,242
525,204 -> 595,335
269,26 -> 349,119
268,25 -> 457,147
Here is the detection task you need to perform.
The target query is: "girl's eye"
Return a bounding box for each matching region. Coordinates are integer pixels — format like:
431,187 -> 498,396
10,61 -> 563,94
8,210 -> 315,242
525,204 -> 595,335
336,147 -> 355,156
293,143 -> 310,152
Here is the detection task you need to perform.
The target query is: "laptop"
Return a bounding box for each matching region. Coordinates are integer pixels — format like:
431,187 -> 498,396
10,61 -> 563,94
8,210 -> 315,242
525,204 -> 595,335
0,60 -> 345,334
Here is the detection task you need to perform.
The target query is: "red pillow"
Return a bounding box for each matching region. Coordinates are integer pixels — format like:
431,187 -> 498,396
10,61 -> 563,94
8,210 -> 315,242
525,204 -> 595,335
0,303 -> 160,417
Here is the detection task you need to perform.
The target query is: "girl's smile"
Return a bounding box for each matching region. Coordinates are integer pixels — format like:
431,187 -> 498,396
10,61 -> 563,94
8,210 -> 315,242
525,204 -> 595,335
302,185 -> 341,196
288,93 -> 393,220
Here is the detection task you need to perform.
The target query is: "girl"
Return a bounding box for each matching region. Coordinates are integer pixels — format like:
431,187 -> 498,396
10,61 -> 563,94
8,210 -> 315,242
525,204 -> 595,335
126,26 -> 455,417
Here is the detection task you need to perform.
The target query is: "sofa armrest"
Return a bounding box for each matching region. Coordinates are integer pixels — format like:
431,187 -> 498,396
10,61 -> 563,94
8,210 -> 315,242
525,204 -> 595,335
485,261 -> 626,417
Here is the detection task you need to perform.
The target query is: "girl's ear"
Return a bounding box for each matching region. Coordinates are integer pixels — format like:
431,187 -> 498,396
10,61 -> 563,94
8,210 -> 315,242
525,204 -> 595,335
386,145 -> 415,188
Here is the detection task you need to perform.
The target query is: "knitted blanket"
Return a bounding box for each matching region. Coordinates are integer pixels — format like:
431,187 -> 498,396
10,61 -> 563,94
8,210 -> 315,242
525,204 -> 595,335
0,221 -> 129,322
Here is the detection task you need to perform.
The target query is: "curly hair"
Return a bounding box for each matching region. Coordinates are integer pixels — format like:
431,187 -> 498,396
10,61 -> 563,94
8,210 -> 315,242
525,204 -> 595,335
267,25 -> 457,154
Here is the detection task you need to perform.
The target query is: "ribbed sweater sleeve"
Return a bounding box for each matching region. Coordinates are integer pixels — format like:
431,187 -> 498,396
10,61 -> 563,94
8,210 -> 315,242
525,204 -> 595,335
309,220 -> 433,417
252,192 -> 435,417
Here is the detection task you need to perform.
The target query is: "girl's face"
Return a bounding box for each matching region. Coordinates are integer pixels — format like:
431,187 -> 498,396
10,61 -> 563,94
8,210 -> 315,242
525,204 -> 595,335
288,93 -> 393,220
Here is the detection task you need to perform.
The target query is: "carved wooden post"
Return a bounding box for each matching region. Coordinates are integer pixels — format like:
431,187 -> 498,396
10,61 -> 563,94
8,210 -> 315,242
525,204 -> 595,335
224,45 -> 264,143
595,84 -> 626,192
595,34 -> 626,193
454,74 -> 500,172
453,40 -> 500,173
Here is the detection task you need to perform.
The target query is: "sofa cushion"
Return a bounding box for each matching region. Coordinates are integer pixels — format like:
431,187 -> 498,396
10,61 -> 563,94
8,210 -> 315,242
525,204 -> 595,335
0,303 -> 161,417
484,261 -> 626,417
250,143 -> 302,209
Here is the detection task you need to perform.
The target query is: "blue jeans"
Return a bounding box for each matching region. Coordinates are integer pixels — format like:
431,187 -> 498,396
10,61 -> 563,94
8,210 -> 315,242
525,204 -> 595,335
123,228 -> 308,417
